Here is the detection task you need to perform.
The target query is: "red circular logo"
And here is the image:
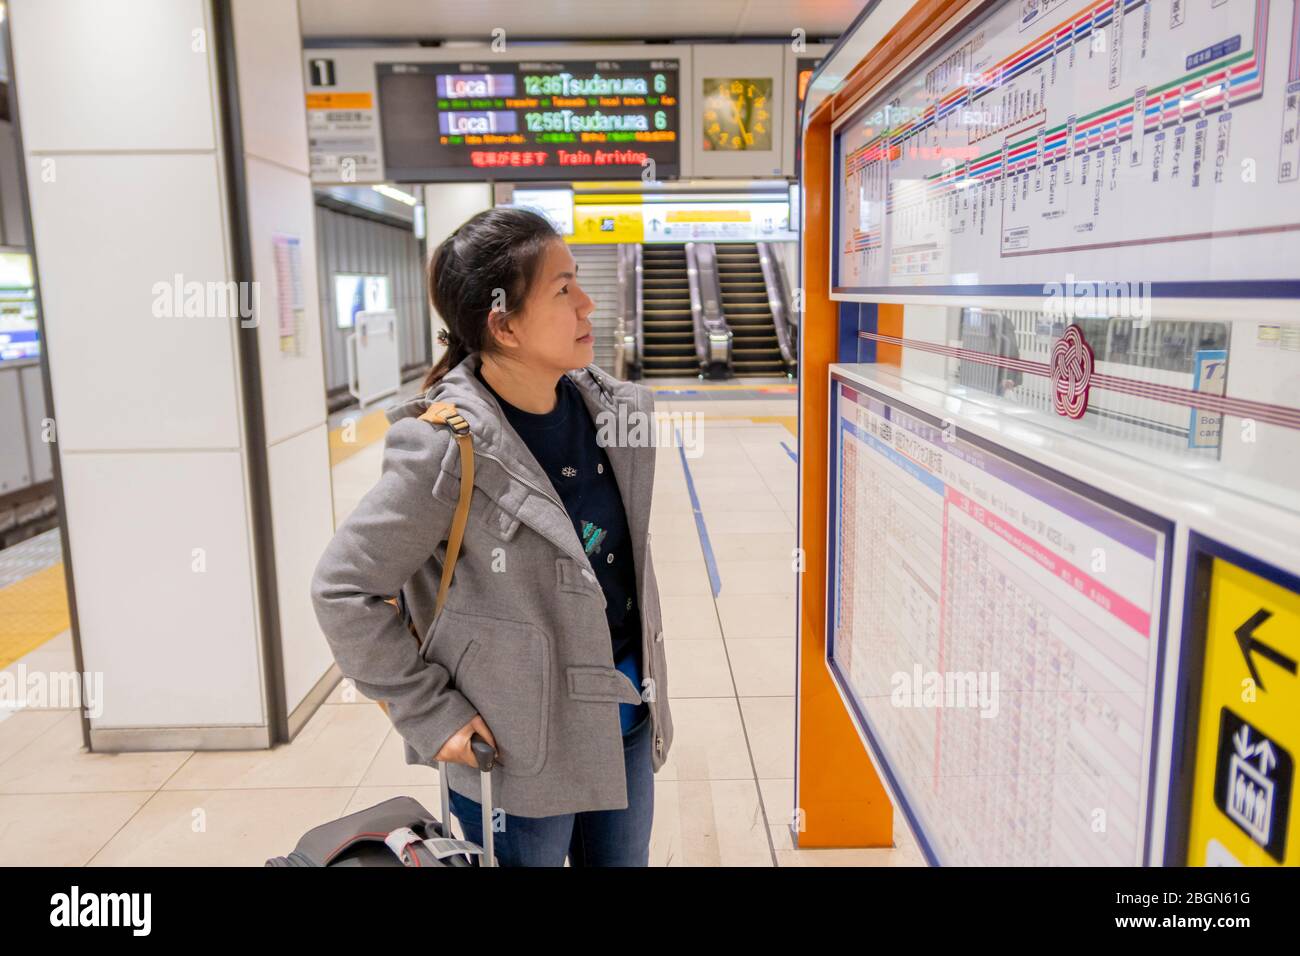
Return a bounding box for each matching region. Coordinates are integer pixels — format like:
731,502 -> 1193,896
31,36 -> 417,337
1050,325 -> 1094,420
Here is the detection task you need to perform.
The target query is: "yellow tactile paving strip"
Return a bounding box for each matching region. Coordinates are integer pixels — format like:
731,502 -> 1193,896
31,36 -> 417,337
694,414 -> 798,437
0,563 -> 71,669
327,405 -> 801,458
328,407 -> 391,466
329,410 -> 799,456
744,415 -> 798,437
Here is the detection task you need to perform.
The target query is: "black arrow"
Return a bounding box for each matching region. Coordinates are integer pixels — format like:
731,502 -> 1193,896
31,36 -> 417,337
1235,608 -> 1297,692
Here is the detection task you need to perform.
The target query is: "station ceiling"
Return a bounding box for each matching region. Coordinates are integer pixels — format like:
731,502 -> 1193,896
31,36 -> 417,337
298,0 -> 859,43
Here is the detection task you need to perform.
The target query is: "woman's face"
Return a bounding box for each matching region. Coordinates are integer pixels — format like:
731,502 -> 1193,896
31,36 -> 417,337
496,238 -> 597,373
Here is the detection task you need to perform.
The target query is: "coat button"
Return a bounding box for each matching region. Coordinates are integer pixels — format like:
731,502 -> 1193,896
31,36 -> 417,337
597,463 -> 604,474
606,552 -> 614,564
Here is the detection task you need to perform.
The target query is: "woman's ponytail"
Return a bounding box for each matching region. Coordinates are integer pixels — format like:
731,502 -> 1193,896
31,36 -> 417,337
421,327 -> 471,391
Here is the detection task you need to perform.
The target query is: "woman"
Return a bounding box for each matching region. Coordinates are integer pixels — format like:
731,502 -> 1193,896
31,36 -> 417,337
310,206 -> 673,867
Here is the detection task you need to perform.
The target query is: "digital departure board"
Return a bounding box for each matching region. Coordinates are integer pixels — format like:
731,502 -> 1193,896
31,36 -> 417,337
376,59 -> 681,181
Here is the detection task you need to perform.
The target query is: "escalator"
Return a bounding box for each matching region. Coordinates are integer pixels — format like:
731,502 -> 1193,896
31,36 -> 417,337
639,243 -> 698,377
713,243 -> 787,376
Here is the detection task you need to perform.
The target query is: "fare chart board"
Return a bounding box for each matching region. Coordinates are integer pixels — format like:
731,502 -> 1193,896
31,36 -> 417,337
376,59 -> 680,181
828,374 -> 1171,865
834,0 -> 1300,293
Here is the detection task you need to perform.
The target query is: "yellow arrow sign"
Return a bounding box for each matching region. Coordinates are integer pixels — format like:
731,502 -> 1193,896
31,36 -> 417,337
1187,556 -> 1300,865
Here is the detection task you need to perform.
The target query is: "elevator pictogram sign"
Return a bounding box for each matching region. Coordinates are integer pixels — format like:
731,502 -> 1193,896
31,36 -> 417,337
1212,709 -> 1292,862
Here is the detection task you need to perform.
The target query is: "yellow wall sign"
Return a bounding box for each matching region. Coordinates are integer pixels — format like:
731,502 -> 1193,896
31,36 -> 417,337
664,209 -> 752,223
1186,554 -> 1300,866
305,92 -> 374,110
570,205 -> 644,244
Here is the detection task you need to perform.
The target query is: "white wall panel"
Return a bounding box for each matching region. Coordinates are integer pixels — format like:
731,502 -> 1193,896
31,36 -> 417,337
268,423 -> 337,713
9,0 -> 217,153
24,153 -> 243,451
231,0 -> 311,174
62,450 -> 264,727
232,0 -> 337,721
422,182 -> 492,350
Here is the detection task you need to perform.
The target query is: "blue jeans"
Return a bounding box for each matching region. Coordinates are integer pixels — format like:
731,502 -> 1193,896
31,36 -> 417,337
449,711 -> 654,866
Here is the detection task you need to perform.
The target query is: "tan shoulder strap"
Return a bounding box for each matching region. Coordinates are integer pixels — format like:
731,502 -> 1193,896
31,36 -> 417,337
417,402 -> 474,620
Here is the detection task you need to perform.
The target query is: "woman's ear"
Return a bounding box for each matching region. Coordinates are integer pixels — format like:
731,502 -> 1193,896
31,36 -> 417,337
485,308 -> 515,350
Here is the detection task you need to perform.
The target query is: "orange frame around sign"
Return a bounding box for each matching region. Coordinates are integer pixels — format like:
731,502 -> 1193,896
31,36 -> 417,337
795,0 -> 967,850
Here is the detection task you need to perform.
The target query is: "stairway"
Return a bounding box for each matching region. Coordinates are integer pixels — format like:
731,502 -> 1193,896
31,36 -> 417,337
639,244 -> 699,377
714,243 -> 786,376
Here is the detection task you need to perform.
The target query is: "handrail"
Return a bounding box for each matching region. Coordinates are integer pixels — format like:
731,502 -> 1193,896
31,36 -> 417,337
613,244 -> 630,378
685,241 -> 732,377
613,243 -> 643,379
633,243 -> 643,376
757,242 -> 797,373
613,245 -> 626,378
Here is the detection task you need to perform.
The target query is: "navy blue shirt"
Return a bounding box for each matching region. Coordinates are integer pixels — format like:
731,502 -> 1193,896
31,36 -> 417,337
476,364 -> 648,734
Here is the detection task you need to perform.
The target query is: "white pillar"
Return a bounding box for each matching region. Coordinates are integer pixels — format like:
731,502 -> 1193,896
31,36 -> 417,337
10,0 -> 337,750
422,182 -> 493,359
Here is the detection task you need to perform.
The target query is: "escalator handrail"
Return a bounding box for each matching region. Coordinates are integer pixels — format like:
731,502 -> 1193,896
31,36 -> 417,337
686,241 -> 731,372
757,242 -> 797,371
633,243 -> 644,374
614,244 -> 629,378
614,243 -> 644,378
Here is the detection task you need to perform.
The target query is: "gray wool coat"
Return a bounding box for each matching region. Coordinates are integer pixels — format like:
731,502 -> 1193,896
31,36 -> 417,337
310,350 -> 674,818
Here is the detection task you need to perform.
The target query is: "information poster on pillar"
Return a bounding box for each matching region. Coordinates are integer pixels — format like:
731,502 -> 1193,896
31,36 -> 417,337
828,375 -> 1170,865
834,0 -> 1300,292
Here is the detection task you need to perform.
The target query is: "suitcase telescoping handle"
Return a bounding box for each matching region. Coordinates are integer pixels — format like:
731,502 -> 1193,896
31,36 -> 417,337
438,732 -> 498,866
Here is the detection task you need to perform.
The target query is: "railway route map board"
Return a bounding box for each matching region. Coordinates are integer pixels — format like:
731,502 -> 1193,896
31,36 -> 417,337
827,374 -> 1171,865
834,0 -> 1300,292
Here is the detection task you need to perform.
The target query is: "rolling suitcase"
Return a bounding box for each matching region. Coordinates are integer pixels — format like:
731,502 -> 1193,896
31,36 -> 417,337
265,734 -> 499,867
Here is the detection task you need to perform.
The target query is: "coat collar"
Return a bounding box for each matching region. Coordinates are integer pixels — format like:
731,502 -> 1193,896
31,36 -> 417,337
385,351 -> 647,566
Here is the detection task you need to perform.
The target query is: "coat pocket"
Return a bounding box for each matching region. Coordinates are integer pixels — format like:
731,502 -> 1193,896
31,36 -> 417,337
554,556 -> 606,608
430,608 -> 550,777
566,665 -> 644,705
433,470 -> 523,543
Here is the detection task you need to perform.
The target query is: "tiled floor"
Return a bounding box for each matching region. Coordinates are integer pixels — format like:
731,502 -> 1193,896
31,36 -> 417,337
0,380 -> 923,867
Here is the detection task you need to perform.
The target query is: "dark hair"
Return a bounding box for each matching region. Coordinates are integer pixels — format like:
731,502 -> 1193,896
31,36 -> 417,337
421,206 -> 562,390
